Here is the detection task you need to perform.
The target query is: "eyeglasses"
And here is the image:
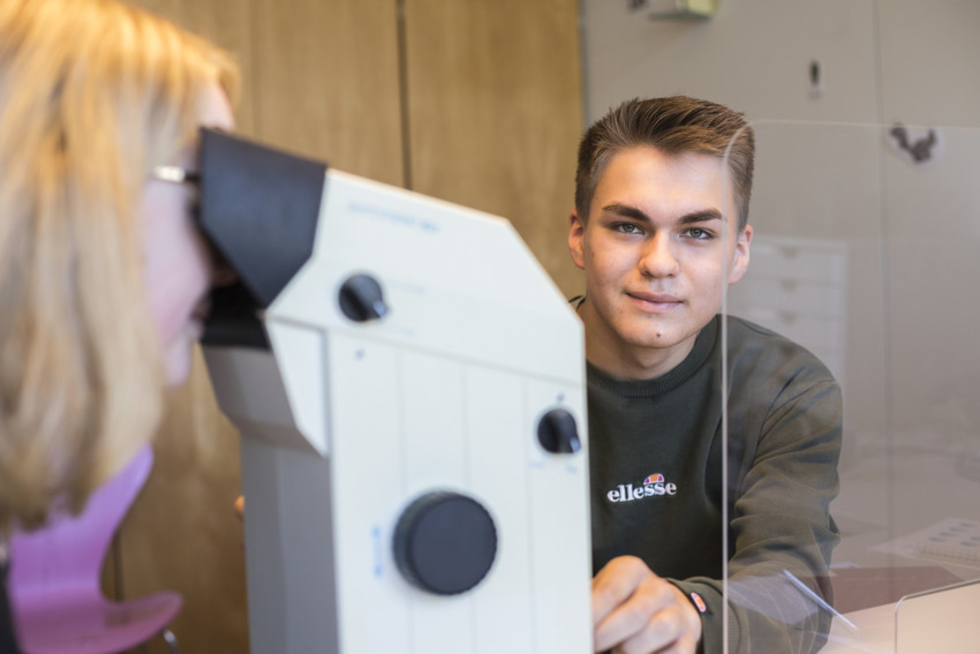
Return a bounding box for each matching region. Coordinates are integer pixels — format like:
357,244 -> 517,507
149,164 -> 203,226
149,164 -> 233,276
150,165 -> 200,185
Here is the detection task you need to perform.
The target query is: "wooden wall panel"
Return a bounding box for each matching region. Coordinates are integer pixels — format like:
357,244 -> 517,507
119,2 -> 253,652
403,0 -> 584,297
133,0 -> 257,135
251,0 -> 404,186
114,1 -> 406,652
121,353 -> 247,654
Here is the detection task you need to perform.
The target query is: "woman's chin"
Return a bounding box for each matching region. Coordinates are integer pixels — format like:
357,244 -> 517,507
163,334 -> 196,387
164,356 -> 192,387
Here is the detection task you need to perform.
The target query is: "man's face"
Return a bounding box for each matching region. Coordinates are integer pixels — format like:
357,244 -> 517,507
568,146 -> 752,379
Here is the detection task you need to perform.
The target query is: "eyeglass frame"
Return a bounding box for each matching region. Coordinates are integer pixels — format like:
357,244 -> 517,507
150,164 -> 200,185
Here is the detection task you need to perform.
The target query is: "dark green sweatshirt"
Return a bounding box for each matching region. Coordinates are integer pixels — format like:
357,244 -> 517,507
588,315 -> 841,654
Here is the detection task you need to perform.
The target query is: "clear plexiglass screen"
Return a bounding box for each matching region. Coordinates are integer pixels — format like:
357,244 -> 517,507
719,120 -> 980,654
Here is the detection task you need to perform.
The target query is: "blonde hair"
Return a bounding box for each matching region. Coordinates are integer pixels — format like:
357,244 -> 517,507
0,0 -> 239,531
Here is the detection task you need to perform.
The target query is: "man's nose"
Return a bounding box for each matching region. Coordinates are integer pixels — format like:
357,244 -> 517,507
638,233 -> 680,278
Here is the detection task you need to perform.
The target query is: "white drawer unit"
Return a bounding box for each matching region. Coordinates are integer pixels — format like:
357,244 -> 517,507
728,235 -> 848,386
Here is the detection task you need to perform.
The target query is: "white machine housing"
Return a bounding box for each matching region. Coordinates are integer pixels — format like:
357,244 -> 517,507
200,140 -> 592,654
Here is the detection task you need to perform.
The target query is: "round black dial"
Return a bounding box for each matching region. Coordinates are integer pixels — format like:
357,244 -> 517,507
537,408 -> 581,454
393,491 -> 497,596
338,273 -> 388,322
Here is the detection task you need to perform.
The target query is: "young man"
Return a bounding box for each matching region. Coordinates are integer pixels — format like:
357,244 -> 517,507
568,97 -> 841,654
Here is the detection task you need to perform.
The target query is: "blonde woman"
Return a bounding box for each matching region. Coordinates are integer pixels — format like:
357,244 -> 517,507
0,0 -> 238,648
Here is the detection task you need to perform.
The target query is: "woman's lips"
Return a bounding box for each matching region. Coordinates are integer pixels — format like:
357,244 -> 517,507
188,317 -> 205,339
191,297 -> 211,322
189,298 -> 211,338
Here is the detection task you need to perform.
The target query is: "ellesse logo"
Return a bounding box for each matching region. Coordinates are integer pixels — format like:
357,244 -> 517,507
606,473 -> 677,503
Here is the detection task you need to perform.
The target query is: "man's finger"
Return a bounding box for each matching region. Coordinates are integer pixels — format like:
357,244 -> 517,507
594,575 -> 677,652
592,556 -> 652,624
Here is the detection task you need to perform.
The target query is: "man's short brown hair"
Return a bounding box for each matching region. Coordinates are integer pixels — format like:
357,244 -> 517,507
575,96 -> 755,230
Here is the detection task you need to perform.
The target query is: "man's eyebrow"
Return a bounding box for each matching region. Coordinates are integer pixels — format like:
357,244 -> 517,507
601,203 -> 651,222
600,203 -> 723,224
677,209 -> 723,225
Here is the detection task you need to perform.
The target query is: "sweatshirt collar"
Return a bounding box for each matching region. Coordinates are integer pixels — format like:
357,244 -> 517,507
586,316 -> 719,398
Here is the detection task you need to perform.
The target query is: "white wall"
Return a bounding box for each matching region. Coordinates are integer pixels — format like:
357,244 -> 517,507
583,0 -> 980,127
582,0 -> 980,580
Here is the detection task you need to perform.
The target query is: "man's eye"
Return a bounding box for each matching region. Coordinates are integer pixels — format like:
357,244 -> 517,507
614,222 -> 641,234
686,227 -> 712,240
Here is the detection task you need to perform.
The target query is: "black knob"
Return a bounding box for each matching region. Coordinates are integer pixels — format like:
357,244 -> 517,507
537,408 -> 581,454
393,491 -> 497,596
338,274 -> 388,322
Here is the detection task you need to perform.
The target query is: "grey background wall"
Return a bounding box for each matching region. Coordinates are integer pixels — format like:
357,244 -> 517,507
583,0 -> 980,430
583,0 -> 980,127
583,0 -> 980,580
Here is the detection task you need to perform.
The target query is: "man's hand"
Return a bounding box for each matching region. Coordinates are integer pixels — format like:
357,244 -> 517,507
592,556 -> 702,654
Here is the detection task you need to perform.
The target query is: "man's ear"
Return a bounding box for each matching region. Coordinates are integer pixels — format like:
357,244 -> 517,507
568,211 -> 586,270
728,223 -> 753,285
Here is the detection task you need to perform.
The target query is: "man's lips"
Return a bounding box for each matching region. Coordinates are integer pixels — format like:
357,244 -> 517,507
626,291 -> 683,310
